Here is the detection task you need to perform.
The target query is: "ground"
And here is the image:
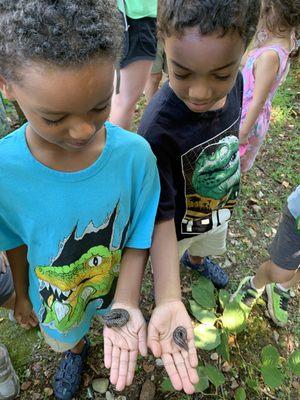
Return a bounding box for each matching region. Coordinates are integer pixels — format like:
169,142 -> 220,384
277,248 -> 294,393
0,62 -> 299,400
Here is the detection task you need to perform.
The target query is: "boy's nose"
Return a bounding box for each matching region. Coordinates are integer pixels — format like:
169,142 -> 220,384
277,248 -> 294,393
69,120 -> 96,140
189,82 -> 212,103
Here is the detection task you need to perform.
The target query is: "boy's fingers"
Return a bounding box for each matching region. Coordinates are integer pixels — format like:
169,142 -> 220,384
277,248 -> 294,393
104,335 -> 113,369
173,352 -> 195,395
110,345 -> 121,385
147,324 -> 161,357
138,324 -> 148,357
188,341 -> 198,369
181,350 -> 199,385
126,350 -> 138,386
115,349 -> 128,391
162,353 -> 183,391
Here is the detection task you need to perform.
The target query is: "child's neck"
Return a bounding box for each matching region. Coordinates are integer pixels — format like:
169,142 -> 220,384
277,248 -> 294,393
26,125 -> 106,172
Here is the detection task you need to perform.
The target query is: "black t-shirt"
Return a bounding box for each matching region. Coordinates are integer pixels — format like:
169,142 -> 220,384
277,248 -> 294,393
138,73 -> 243,241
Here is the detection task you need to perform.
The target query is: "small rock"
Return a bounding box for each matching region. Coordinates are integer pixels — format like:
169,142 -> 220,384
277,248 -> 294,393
210,353 -> 219,361
231,380 -> 239,389
44,387 -> 53,396
139,380 -> 156,400
290,290 -> 296,298
106,391 -> 114,400
155,358 -> 164,367
24,368 -> 31,379
222,259 -> 232,269
251,204 -> 261,213
221,362 -> 232,373
116,396 -> 126,400
150,375 -> 155,381
258,191 -> 264,198
273,330 -> 280,343
92,378 -> 109,394
21,381 -> 32,391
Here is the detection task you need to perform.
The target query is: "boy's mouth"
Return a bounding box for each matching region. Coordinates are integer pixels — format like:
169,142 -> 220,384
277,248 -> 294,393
186,100 -> 212,112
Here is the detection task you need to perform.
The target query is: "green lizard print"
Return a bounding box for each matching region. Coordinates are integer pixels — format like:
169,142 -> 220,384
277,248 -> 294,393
35,205 -> 128,333
192,135 -> 240,201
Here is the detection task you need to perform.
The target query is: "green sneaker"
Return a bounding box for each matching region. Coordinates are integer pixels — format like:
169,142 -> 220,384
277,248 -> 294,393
266,283 -> 290,327
230,276 -> 263,318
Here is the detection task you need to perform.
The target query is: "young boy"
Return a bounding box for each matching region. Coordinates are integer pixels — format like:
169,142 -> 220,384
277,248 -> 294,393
0,1 -> 160,399
232,187 -> 300,327
139,0 -> 260,392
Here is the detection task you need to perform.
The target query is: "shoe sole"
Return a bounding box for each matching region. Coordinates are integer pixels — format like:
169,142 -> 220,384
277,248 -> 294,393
266,285 -> 286,327
230,276 -> 251,302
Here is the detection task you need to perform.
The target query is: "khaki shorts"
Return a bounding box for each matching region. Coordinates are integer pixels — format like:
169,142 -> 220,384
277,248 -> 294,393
151,40 -> 168,75
178,222 -> 228,259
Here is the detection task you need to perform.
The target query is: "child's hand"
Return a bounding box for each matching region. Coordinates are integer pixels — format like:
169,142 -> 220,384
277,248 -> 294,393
14,296 -> 39,329
239,133 -> 249,145
148,300 -> 199,394
103,303 -> 147,391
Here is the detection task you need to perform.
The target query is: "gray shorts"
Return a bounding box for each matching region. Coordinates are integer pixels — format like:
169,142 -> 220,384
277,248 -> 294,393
269,206 -> 300,270
0,257 -> 14,306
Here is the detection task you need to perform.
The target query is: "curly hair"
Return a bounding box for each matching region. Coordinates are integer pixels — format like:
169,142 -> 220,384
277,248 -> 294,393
258,0 -> 300,37
158,0 -> 261,47
0,0 -> 123,81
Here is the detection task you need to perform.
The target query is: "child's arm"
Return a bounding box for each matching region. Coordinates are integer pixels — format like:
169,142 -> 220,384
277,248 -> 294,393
240,50 -> 280,144
6,245 -> 38,328
148,219 -> 199,395
103,247 -> 148,392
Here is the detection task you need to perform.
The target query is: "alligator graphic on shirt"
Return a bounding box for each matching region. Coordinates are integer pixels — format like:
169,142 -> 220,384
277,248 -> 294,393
35,205 -> 128,333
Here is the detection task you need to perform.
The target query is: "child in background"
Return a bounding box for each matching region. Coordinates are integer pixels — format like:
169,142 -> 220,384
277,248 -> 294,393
0,1 -> 160,399
139,0 -> 260,394
232,186 -> 300,327
110,0 -> 157,130
239,0 -> 300,171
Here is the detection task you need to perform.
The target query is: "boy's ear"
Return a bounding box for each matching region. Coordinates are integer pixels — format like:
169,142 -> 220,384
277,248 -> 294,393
0,76 -> 15,101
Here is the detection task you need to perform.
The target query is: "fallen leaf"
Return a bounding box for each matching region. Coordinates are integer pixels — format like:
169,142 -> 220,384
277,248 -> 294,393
44,387 -> 53,396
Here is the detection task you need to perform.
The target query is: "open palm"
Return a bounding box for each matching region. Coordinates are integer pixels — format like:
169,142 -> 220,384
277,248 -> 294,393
148,301 -> 199,394
103,304 -> 147,391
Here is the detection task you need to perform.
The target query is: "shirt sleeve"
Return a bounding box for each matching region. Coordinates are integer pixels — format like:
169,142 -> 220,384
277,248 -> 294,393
0,213 -> 23,250
125,151 -> 160,249
150,139 -> 177,221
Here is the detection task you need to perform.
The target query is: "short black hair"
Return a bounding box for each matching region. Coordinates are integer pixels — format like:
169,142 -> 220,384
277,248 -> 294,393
0,0 -> 123,81
158,0 -> 261,47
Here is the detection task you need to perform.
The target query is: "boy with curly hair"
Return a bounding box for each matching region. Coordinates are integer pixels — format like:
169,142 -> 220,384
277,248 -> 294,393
0,1 -> 160,399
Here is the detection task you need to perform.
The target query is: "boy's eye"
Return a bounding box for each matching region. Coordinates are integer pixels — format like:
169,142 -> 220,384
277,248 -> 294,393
92,103 -> 109,112
214,74 -> 231,81
173,72 -> 190,80
43,116 -> 65,125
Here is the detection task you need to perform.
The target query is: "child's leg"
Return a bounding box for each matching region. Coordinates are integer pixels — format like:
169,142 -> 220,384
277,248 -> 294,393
232,205 -> 300,325
180,223 -> 229,288
110,59 -> 153,130
41,329 -> 90,400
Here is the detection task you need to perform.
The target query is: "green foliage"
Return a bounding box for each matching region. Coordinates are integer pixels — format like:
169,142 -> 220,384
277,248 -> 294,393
287,349 -> 300,376
222,302 -> 247,333
261,345 -> 280,367
216,329 -> 230,362
194,324 -> 221,351
194,367 -> 210,393
203,365 -> 225,388
219,289 -> 230,309
192,277 -> 216,309
245,378 -> 259,392
160,377 -> 175,392
234,387 -> 246,400
261,366 -> 284,389
189,300 -> 217,324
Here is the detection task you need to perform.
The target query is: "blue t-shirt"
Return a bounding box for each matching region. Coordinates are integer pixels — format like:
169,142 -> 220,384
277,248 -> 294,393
288,185 -> 300,219
0,122 -> 160,343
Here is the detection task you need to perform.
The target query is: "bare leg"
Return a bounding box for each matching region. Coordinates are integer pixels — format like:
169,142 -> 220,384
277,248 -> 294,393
252,260 -> 296,290
188,254 -> 204,265
144,71 -> 163,103
70,339 -> 85,354
281,268 -> 300,289
110,60 -> 153,130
